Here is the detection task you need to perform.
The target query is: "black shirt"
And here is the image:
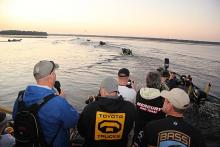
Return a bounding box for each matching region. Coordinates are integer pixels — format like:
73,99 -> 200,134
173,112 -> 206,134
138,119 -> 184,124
143,115 -> 206,147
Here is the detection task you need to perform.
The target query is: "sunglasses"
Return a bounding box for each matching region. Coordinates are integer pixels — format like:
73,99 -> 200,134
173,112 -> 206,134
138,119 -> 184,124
50,61 -> 55,74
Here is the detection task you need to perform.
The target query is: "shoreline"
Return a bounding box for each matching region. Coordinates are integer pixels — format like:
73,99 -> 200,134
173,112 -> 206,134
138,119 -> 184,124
0,35 -> 47,38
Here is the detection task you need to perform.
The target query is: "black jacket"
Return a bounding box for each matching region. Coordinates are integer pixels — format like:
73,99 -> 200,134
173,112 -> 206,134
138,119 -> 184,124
135,88 -> 165,134
77,96 -> 136,147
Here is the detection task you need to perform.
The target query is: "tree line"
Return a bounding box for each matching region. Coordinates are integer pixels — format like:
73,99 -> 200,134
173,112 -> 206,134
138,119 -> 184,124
0,30 -> 48,36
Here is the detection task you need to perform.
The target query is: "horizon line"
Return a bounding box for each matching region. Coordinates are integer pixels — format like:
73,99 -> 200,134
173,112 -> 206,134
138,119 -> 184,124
49,33 -> 220,45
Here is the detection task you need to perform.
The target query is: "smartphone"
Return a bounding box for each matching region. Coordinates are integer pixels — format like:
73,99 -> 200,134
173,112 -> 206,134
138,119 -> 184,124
164,58 -> 169,70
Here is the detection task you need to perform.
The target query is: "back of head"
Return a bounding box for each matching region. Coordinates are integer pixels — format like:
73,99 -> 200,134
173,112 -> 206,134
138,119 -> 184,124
118,68 -> 130,78
33,60 -> 59,80
146,71 -> 161,89
161,88 -> 190,111
101,77 -> 118,96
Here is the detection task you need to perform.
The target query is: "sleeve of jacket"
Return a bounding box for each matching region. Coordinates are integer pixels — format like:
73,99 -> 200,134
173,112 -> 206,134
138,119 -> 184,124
59,97 -> 79,129
77,105 -> 90,138
12,99 -> 18,120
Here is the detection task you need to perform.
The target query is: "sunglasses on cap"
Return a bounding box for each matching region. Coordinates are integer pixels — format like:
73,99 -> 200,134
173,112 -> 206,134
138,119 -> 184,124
50,61 -> 55,74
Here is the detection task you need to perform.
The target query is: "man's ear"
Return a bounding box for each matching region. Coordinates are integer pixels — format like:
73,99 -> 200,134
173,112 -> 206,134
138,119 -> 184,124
99,87 -> 104,97
100,87 -> 109,97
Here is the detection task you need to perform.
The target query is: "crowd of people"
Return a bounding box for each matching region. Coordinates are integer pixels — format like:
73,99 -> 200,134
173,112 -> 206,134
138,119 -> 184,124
0,60 -> 206,147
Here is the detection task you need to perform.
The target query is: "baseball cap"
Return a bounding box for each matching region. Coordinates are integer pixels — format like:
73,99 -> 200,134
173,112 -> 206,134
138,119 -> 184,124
118,68 -> 130,77
33,60 -> 59,80
161,88 -> 190,109
101,77 -> 118,93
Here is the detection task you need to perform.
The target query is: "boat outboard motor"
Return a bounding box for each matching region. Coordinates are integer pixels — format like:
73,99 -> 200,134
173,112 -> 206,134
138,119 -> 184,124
192,88 -> 207,105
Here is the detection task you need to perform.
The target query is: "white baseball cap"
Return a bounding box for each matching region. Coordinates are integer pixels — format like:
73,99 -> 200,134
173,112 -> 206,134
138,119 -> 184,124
161,88 -> 190,109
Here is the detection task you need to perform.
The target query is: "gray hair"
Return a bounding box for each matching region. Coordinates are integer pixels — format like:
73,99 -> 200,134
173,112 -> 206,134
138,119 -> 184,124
146,71 -> 161,89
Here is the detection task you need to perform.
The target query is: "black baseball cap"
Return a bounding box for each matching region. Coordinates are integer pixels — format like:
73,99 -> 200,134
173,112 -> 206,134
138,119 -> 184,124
118,68 -> 130,77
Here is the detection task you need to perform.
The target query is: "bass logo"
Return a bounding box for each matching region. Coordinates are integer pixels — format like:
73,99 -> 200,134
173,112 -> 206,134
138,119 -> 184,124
158,130 -> 190,147
95,111 -> 125,140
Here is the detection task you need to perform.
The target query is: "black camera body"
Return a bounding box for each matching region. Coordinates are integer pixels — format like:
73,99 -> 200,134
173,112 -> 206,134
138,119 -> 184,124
85,96 -> 100,104
159,58 -> 170,78
164,58 -> 169,71
54,81 -> 61,94
126,79 -> 134,88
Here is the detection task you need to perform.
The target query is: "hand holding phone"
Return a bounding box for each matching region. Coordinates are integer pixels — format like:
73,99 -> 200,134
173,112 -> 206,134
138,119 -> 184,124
54,81 -> 61,94
164,58 -> 169,70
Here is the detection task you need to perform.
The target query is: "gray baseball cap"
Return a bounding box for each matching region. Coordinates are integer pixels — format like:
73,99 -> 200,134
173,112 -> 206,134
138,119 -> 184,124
101,77 -> 118,93
33,60 -> 59,80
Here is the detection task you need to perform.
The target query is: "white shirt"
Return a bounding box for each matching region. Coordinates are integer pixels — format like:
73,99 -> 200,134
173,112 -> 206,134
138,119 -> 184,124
118,86 -> 136,104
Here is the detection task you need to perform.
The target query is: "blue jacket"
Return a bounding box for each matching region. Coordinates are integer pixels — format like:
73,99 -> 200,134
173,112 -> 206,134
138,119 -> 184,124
13,85 -> 79,147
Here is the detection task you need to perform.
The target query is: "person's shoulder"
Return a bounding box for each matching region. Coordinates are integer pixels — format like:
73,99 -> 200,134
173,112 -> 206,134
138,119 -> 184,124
52,95 -> 67,102
48,95 -> 72,108
0,134 -> 15,144
80,101 -> 100,114
119,85 -> 136,91
183,120 -> 203,135
121,100 -> 136,110
123,99 -> 134,104
148,117 -> 166,126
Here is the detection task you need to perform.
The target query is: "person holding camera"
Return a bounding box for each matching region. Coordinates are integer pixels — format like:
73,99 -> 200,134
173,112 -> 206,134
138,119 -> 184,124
12,60 -> 79,147
77,77 -> 136,147
133,71 -> 165,147
118,68 -> 136,104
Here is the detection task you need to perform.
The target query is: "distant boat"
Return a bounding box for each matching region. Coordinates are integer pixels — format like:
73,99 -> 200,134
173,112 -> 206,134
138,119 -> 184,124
121,48 -> 133,56
99,41 -> 106,45
8,39 -> 22,42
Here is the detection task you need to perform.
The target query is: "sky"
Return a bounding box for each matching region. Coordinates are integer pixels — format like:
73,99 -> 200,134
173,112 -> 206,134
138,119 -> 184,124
0,0 -> 220,42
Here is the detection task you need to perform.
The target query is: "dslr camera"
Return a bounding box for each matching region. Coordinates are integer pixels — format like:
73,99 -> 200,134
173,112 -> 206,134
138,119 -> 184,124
85,96 -> 100,104
164,58 -> 169,70
85,91 -> 101,104
127,79 -> 134,88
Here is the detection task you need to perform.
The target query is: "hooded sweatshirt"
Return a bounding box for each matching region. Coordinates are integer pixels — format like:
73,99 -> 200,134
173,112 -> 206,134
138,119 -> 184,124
135,88 -> 165,134
77,96 -> 136,147
13,85 -> 79,147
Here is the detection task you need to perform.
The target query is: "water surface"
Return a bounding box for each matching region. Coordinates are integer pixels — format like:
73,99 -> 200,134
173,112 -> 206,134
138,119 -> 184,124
0,35 -> 220,146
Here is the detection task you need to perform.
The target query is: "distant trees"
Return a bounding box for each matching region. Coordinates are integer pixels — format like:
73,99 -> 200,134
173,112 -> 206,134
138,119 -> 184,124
0,30 -> 48,36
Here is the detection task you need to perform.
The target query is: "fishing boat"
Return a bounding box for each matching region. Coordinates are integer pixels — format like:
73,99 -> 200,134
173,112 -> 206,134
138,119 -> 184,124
99,41 -> 106,45
8,39 -> 22,42
157,61 -> 213,106
170,72 -> 211,105
121,48 -> 133,56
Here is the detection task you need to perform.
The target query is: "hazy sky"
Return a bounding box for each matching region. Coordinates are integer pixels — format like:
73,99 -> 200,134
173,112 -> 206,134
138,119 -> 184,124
0,0 -> 220,41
